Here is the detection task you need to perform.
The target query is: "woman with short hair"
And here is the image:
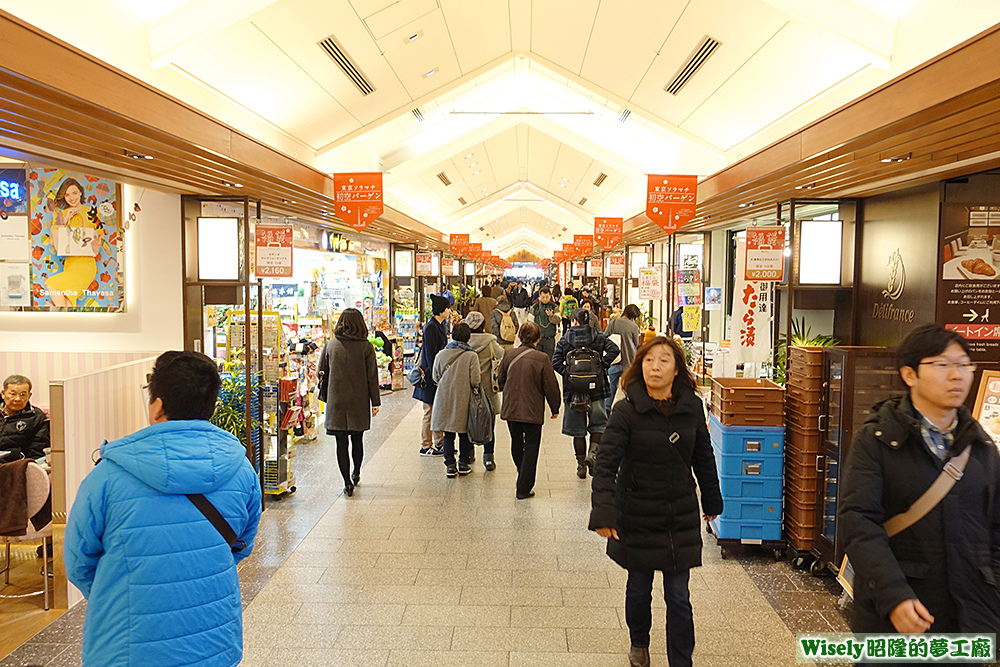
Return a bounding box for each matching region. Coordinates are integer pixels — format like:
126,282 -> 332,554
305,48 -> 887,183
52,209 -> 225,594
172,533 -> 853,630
465,311 -> 504,470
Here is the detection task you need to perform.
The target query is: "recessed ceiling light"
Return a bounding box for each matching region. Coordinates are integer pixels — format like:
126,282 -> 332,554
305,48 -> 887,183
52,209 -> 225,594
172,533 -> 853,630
560,183 -> 565,188
408,32 -> 421,42
470,162 -> 477,168
561,177 -> 568,181
483,188 -> 489,193
473,170 -> 480,175
423,68 -> 437,78
465,154 -> 473,159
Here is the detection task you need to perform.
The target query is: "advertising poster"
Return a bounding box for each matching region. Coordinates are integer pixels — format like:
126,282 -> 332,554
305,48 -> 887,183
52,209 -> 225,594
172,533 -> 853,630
415,252 -> 433,276
745,226 -> 786,281
682,305 -> 701,332
333,172 -> 383,231
595,217 -> 623,250
938,204 -> 1000,360
973,371 -> 1000,449
449,233 -> 469,257
573,261 -> 586,277
676,269 -> 702,306
608,254 -> 626,278
730,239 -> 772,364
646,174 -> 697,235
589,259 -> 602,277
638,267 -> 663,300
254,224 -> 293,278
0,168 -> 28,214
706,287 -> 722,311
27,168 -> 123,310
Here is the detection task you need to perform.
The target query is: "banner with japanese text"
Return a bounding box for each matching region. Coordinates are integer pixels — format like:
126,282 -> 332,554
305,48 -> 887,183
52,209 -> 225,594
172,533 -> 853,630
449,233 -> 469,257
254,224 -> 293,278
595,218 -> 623,250
563,243 -> 576,260
334,172 -> 383,231
730,239 -> 773,364
415,252 -> 433,276
608,254 -> 626,278
646,174 -> 697,235
638,267 -> 663,300
745,226 -> 786,281
574,234 -> 594,256
468,243 -> 482,260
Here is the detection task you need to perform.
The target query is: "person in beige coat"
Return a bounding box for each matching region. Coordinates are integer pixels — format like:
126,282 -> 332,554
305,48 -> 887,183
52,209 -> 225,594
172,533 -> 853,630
431,323 -> 481,478
465,311 -> 504,470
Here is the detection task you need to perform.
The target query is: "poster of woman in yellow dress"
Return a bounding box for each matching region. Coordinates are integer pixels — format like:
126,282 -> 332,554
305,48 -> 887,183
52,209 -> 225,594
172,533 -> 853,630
28,168 -> 122,310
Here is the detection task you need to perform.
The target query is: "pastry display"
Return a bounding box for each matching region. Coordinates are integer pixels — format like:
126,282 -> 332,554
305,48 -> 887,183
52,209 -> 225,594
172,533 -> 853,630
961,258 -> 997,276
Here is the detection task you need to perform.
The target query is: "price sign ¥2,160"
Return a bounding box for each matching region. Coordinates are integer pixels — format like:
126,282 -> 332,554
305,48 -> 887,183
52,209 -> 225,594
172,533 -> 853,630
255,225 -> 293,278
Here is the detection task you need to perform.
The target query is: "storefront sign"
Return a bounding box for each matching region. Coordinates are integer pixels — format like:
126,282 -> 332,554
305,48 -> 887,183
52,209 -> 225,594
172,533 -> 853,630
589,259 -> 602,277
450,233 -> 469,257
608,254 -> 626,278
442,259 -> 455,276
730,239 -> 773,364
415,252 -> 433,276
638,267 -> 663,300
973,371 -> 1000,449
254,224 -> 293,278
745,226 -> 786,281
676,269 -> 702,306
595,217 -> 623,250
333,172 -> 383,231
939,204 -> 1000,360
646,174 -> 697,235
572,261 -> 586,277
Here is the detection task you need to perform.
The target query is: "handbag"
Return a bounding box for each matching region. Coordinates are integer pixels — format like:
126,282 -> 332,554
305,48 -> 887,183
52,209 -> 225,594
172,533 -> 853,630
406,343 -> 425,387
467,384 -> 495,444
838,444 -> 971,598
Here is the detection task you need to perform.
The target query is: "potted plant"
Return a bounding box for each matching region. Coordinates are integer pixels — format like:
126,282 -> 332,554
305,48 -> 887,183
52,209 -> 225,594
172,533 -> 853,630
211,351 -> 262,454
772,317 -> 839,385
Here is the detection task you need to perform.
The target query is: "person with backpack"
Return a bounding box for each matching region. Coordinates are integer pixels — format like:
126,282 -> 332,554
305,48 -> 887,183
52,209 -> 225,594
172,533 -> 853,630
491,294 -> 520,349
465,311 -> 504,470
604,304 -> 643,411
431,323 -> 481,478
498,322 -> 561,499
552,309 -> 619,479
559,288 -> 578,336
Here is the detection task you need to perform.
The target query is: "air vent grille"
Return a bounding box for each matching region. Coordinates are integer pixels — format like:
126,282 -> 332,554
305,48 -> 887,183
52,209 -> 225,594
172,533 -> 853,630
458,197 -> 467,205
436,171 -> 451,186
618,109 -> 630,123
319,36 -> 375,96
665,35 -> 721,96
578,197 -> 588,206
412,108 -> 425,123
593,173 -> 608,187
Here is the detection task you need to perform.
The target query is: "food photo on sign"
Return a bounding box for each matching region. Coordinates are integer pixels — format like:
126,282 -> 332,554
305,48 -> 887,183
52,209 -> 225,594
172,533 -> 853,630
973,371 -> 1000,449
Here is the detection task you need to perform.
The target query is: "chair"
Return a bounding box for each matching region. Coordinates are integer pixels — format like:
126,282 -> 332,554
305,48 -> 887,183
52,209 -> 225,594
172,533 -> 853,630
0,462 -> 53,609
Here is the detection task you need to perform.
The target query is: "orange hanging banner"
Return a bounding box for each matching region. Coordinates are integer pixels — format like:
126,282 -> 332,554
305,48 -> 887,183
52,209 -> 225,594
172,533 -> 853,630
574,234 -> 594,256
468,242 -> 482,260
450,233 -> 469,257
334,172 -> 383,231
563,242 -> 576,259
646,174 -> 697,235
595,217 -> 623,249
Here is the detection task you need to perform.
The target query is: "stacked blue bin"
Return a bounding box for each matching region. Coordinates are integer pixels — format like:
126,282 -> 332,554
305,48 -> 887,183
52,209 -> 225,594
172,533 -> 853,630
709,414 -> 785,541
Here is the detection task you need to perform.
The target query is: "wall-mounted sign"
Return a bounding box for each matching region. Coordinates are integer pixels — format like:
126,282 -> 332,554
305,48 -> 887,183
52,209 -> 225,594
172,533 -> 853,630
638,267 -> 662,300
255,225 -> 294,278
595,217 -> 623,250
572,261 -> 586,277
607,254 -> 625,278
0,169 -> 27,215
730,239 -> 773,364
646,174 -> 697,235
589,259 -> 602,277
415,252 -> 433,276
745,227 -> 785,281
333,172 -> 383,231
973,370 -> 1000,450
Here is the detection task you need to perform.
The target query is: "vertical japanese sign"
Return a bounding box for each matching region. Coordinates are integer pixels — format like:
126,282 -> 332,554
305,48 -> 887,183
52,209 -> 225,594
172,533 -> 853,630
415,252 -> 433,276
254,224 -> 293,278
573,261 -> 586,277
745,227 -> 786,281
334,172 -> 383,231
646,174 -> 697,235
730,239 -> 773,364
595,217 -> 623,250
939,204 -> 1000,361
676,269 -> 702,307
449,233 -> 469,257
608,254 -> 626,278
638,267 -> 663,300
589,259 -> 603,277
563,243 -> 576,260
682,306 -> 701,332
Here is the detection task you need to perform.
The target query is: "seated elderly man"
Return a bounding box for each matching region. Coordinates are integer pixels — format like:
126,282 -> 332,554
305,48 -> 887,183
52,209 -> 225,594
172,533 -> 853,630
0,374 -> 50,463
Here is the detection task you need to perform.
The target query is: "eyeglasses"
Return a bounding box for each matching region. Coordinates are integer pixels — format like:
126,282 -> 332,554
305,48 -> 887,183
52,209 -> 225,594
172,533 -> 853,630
919,360 -> 977,373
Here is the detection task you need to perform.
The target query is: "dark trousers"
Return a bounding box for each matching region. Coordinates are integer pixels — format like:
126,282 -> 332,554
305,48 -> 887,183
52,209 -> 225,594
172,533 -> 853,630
562,317 -> 570,334
625,569 -> 694,667
508,421 -> 542,496
443,431 -> 472,466
537,336 -> 555,360
330,430 -> 363,485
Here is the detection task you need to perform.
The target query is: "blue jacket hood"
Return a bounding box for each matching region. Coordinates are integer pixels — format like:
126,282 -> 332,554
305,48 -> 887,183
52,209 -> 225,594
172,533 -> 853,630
101,420 -> 249,495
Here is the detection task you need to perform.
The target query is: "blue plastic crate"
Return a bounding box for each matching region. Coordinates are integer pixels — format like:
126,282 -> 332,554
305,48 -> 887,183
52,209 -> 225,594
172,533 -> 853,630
719,473 -> 782,499
719,497 -> 782,522
711,516 -> 782,542
712,443 -> 783,478
709,414 -> 783,455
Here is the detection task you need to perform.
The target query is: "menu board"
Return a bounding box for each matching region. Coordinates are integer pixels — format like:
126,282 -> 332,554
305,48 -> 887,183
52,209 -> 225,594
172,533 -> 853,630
973,370 -> 1000,449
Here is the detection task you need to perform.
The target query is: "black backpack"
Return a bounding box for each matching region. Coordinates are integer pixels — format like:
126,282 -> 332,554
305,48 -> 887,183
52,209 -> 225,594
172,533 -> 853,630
565,346 -> 602,395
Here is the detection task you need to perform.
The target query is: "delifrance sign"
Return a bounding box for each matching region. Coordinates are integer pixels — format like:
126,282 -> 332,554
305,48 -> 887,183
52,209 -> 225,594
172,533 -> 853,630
254,225 -> 293,278
333,172 -> 383,231
646,174 -> 697,235
745,226 -> 786,281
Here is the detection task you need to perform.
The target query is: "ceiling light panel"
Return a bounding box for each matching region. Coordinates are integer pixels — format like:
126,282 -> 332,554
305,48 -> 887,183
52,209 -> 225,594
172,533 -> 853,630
374,8 -> 461,99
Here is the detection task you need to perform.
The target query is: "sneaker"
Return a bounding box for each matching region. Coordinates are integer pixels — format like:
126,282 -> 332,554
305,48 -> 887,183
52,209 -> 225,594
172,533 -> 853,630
458,461 -> 472,475
484,455 -> 496,471
516,491 -> 535,500
420,446 -> 444,457
446,463 -> 458,478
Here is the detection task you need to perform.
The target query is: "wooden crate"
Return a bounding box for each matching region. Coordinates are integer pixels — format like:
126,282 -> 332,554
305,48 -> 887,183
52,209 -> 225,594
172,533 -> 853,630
789,346 -> 825,366
712,410 -> 785,428
785,407 -> 820,432
785,396 -> 822,418
712,377 -> 784,404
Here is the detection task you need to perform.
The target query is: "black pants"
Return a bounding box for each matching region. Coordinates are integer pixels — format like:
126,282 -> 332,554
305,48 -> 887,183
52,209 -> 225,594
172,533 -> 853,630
443,431 -> 472,466
508,421 -> 542,496
625,569 -> 694,667
329,430 -> 363,485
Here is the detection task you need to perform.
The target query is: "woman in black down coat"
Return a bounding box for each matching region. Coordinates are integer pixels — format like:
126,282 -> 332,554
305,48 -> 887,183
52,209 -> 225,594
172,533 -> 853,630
589,336 -> 723,667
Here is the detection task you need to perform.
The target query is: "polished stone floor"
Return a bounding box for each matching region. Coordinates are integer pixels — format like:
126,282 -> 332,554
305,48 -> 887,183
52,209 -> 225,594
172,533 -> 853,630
3,388 -> 862,666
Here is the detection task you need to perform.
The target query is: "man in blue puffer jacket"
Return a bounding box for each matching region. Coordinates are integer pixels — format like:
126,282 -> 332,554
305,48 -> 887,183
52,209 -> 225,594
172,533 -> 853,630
65,351 -> 262,667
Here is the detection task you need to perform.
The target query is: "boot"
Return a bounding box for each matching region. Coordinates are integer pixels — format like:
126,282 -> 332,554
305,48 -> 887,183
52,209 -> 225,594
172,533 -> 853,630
573,437 -> 587,479
585,432 -> 601,476
576,455 -> 587,479
628,646 -> 650,667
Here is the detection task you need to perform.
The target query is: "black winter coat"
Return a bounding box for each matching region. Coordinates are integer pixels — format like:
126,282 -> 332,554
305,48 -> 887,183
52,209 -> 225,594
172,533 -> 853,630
0,402 -> 49,463
318,334 -> 381,432
839,395 -> 1000,633
589,381 -> 723,573
412,317 -> 449,404
552,325 -> 619,402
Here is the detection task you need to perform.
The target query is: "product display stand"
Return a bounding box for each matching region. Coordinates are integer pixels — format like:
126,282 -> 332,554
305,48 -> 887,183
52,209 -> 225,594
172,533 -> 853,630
265,377 -> 298,495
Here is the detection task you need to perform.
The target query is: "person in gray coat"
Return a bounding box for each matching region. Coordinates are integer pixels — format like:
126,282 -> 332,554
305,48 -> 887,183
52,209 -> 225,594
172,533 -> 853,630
465,311 -> 504,470
491,294 -> 520,348
431,323 -> 481,478
318,308 -> 380,497
603,304 -> 642,411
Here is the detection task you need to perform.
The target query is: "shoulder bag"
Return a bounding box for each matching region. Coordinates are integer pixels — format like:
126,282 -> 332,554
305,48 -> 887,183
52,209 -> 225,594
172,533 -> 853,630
838,445 -> 971,598
187,494 -> 246,553
467,350 -> 495,444
406,342 -> 425,387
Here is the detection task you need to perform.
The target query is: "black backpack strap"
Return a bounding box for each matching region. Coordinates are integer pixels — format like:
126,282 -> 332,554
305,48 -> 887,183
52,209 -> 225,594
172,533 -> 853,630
186,494 -> 246,553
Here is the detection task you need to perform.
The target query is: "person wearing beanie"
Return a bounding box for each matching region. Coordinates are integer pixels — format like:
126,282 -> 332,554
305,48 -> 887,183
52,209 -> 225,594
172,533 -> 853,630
414,294 -> 452,456
465,311 -> 503,470
490,294 -> 520,348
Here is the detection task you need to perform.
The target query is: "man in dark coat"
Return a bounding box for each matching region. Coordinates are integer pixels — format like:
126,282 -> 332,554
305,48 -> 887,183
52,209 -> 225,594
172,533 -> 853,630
552,309 -> 619,478
839,323 -> 1000,638
1,374 -> 49,463
414,295 -> 451,456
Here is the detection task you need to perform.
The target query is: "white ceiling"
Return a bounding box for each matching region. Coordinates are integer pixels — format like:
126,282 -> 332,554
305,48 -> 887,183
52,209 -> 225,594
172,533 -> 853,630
4,0 -> 1000,257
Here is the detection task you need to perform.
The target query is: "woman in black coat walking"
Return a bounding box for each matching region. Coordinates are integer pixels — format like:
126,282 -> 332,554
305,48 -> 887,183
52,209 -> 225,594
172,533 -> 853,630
318,308 -> 381,497
589,336 -> 722,667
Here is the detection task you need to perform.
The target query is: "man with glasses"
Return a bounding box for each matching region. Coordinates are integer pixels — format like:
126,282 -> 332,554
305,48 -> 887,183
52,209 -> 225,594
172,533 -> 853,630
0,374 -> 49,463
840,323 -> 1000,640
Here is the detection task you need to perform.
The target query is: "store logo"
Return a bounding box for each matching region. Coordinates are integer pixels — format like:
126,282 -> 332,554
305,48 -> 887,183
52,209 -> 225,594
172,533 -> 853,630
882,249 -> 905,301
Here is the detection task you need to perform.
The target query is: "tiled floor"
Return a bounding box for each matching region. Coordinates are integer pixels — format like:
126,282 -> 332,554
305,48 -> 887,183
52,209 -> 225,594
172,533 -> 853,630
5,389 -> 860,666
